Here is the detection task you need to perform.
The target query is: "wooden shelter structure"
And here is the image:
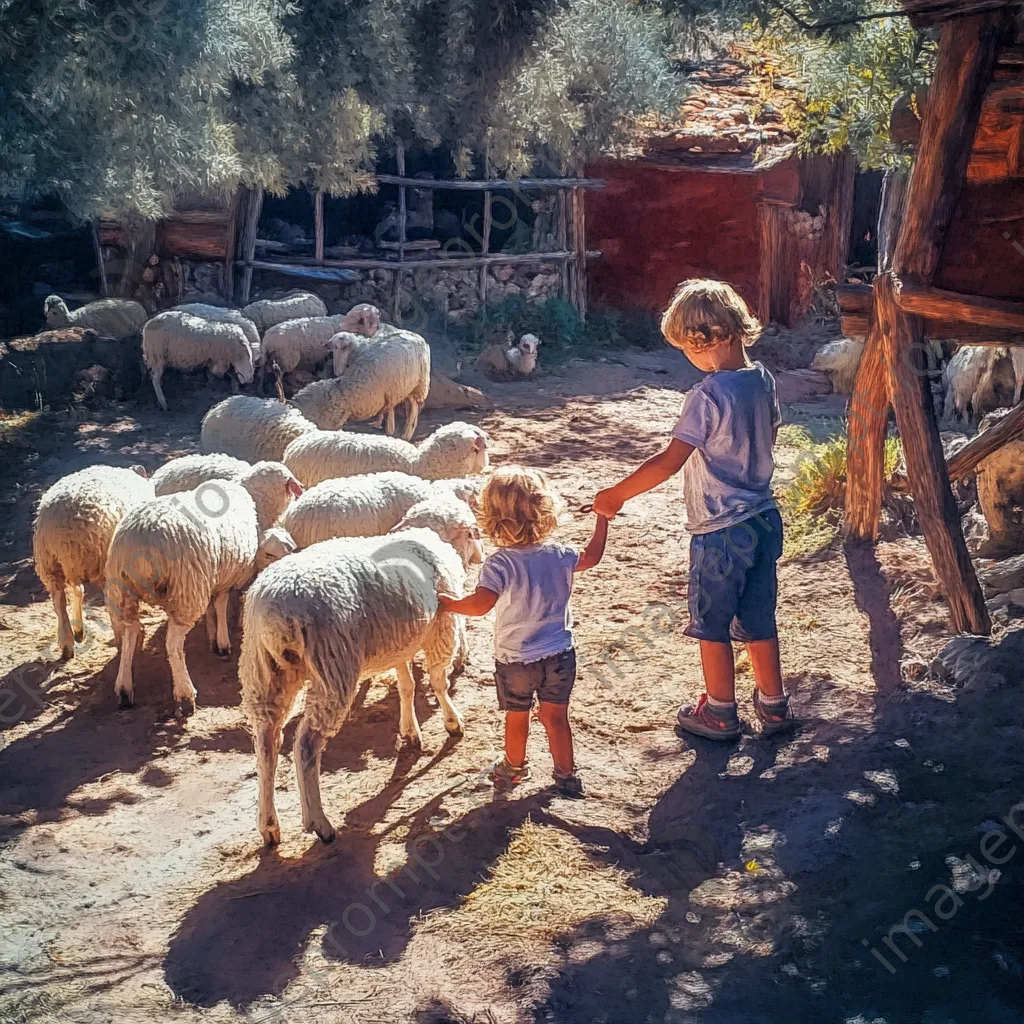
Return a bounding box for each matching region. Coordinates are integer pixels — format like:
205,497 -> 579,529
842,2 -> 1024,635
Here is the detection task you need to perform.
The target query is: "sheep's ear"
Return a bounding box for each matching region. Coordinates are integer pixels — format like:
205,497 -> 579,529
473,435 -> 487,453
131,465 -> 149,478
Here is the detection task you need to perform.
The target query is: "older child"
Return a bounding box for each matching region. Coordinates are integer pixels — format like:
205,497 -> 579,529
439,465 -> 608,796
592,279 -> 793,740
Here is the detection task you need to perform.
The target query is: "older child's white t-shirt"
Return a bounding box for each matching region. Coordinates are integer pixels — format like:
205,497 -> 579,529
672,361 -> 781,535
478,543 -> 579,664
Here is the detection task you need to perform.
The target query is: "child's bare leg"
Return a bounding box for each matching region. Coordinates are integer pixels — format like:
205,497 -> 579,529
538,702 -> 574,777
747,638 -> 783,697
504,710 -> 530,767
698,640 -> 736,703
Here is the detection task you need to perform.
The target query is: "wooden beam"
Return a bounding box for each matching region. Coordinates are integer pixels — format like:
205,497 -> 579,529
757,200 -> 791,325
842,310 -> 1024,343
222,190 -> 240,302
836,283 -> 873,314
569,186 -> 587,317
949,400 -> 1024,478
373,174 -> 606,191
480,156 -> 492,307
395,142 -> 406,316
896,281 -> 1024,331
240,249 -> 601,273
236,187 -> 264,305
91,220 -> 108,298
313,189 -> 324,265
902,0 -> 1014,29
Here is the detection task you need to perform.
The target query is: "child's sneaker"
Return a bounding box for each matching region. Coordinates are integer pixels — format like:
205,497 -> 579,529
676,694 -> 741,741
553,771 -> 586,798
752,688 -> 795,737
489,756 -> 532,790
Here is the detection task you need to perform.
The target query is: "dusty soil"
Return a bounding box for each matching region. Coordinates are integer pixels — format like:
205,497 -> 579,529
2,348 -> 1023,1024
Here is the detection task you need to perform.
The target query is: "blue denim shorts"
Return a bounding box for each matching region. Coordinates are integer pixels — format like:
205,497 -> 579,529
685,507 -> 783,644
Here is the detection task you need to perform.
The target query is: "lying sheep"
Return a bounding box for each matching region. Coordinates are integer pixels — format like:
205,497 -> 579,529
314,324 -> 430,439
476,333 -> 541,380
810,338 -> 865,395
172,303 -> 261,359
241,290 -> 328,333
200,395 -> 319,463
33,465 -> 155,660
105,463 -> 303,714
44,295 -> 148,340
258,303 -> 380,390
142,311 -> 255,411
240,526 -> 466,844
151,453 -> 252,495
278,472 -> 483,563
283,421 -> 489,487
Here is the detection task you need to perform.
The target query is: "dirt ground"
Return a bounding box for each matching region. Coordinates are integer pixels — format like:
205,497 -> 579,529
2,343 -> 1023,1024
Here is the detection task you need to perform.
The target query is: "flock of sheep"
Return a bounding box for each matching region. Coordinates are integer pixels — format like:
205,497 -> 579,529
33,291 -> 493,846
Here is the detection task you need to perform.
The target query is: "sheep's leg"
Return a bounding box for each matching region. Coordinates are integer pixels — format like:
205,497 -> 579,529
451,617 -> 469,677
293,717 -> 336,843
113,618 -> 142,708
69,584 -> 85,642
210,591 -> 231,659
384,404 -> 396,437
256,358 -> 266,394
166,617 -> 198,718
255,716 -> 284,846
150,365 -> 169,411
230,374 -> 240,393
395,662 -> 423,750
369,409 -> 385,429
402,399 -> 422,441
204,603 -> 216,649
50,586 -> 75,661
428,660 -> 463,736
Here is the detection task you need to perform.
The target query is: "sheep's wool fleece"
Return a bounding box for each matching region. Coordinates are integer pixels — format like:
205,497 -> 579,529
172,304 -> 260,349
262,315 -> 357,373
151,453 -> 251,496
284,430 -> 420,485
241,293 -> 327,332
142,312 -> 253,376
239,529 -> 465,730
34,466 -> 155,588
201,396 -> 317,463
278,472 -> 434,548
105,480 -> 261,624
47,297 -> 148,339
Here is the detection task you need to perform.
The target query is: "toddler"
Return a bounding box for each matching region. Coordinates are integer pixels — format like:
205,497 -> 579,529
439,465 -> 607,796
593,279 -> 794,740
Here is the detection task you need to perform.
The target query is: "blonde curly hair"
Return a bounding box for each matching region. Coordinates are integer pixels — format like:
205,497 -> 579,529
478,465 -> 560,548
661,278 -> 762,353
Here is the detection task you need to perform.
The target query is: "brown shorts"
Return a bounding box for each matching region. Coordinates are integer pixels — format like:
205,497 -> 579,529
495,648 -> 576,711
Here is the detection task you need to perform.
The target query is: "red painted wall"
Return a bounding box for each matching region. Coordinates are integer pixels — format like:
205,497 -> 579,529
585,159 -> 764,314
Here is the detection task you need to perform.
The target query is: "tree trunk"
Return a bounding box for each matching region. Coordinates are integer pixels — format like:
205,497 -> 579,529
116,214 -> 156,299
235,187 -> 264,305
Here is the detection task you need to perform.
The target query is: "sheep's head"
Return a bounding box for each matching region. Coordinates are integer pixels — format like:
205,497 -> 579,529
345,303 -> 381,337
130,465 -> 149,479
519,333 -> 540,357
43,295 -> 70,327
421,422 -> 489,477
235,339 -> 256,385
391,496 -> 483,568
329,331 -> 366,376
255,527 -> 297,571
243,462 -> 304,531
437,477 -> 483,510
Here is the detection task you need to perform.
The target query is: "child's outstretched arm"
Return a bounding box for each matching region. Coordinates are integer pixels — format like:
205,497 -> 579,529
438,587 -> 498,616
592,438 -> 694,518
575,514 -> 608,572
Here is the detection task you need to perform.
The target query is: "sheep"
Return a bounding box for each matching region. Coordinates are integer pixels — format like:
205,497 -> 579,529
941,346 -> 1011,423
171,303 -> 261,358
142,311 -> 255,411
476,333 -> 542,380
1012,347 -> 1024,407
150,453 -> 252,496
283,421 -> 489,487
258,303 -> 380,390
105,462 -> 303,715
810,338 -> 865,395
200,395 -> 319,463
33,465 -> 155,660
313,324 -> 430,439
241,290 -> 328,333
239,526 -> 466,844
278,472 -> 483,564
43,295 -> 148,340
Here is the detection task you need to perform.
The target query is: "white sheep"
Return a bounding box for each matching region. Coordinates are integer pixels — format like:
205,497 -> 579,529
283,421 -> 489,487
105,463 -> 303,714
172,303 -> 261,359
314,324 -> 430,439
150,453 -> 252,496
810,338 -> 865,395
1012,347 -> 1024,407
942,346 -> 1005,423
476,333 -> 542,380
43,295 -> 148,340
239,526 -> 466,844
142,311 -> 255,411
258,303 -> 380,390
33,465 -> 155,660
241,290 -> 328,333
278,472 -> 483,564
200,395 -> 319,463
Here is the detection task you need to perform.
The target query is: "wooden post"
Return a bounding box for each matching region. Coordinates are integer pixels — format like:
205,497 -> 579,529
116,214 -> 156,299
313,189 -> 325,265
569,186 -> 587,317
845,168 -> 908,540
395,142 -> 407,319
222,190 -> 240,303
479,156 -> 492,307
756,200 -> 789,324
91,220 -> 108,298
820,150 -> 857,285
236,187 -> 264,306
556,190 -> 569,300
879,11 -> 1007,635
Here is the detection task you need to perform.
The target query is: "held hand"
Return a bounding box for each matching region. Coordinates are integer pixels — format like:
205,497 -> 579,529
592,488 -> 624,519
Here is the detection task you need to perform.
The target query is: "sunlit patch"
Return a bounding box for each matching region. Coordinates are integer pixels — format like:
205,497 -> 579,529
824,816 -> 843,838
863,768 -> 899,795
844,789 -> 876,807
721,754 -> 754,778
